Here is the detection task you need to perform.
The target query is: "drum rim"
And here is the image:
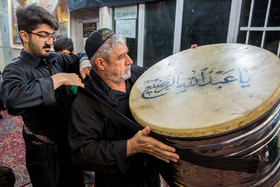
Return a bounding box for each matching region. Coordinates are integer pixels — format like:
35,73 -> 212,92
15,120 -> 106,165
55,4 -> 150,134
136,99 -> 280,140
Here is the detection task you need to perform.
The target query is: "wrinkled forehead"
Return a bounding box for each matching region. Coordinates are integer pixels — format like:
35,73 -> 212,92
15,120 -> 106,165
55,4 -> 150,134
112,43 -> 128,54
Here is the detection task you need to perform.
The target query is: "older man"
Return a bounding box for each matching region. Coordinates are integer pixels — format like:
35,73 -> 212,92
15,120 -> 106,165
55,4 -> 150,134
68,28 -> 179,187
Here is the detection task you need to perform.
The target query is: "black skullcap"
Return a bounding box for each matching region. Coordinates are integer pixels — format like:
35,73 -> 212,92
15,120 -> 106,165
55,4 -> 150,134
85,28 -> 114,60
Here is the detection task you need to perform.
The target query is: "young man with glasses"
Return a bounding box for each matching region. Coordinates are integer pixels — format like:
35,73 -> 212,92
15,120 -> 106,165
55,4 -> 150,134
1,5 -> 91,187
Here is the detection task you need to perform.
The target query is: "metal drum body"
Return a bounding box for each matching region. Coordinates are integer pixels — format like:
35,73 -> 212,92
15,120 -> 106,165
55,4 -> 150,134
165,107 -> 280,186
129,44 -> 280,186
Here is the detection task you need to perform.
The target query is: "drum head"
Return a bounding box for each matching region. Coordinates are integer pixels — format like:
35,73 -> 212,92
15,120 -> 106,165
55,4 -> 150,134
129,43 -> 280,138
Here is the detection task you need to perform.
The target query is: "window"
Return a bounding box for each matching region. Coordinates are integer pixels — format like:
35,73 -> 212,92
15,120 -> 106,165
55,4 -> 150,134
110,0 -> 279,68
238,0 -> 280,56
181,0 -> 231,51
143,1 -> 176,68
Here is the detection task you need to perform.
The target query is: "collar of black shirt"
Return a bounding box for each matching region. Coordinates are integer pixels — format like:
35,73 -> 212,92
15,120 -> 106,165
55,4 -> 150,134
20,49 -> 58,68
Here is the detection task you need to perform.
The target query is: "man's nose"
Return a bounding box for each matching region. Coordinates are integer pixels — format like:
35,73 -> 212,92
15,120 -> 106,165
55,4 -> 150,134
46,37 -> 54,45
125,54 -> 133,65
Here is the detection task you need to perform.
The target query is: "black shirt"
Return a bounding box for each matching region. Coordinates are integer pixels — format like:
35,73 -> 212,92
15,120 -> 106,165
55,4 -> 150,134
1,49 -> 87,144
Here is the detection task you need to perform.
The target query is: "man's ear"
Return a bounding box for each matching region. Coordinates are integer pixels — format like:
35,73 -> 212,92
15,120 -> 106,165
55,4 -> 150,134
19,30 -> 29,44
95,58 -> 105,71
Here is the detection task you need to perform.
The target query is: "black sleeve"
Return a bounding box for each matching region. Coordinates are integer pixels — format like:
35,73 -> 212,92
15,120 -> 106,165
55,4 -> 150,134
50,52 -> 88,75
68,93 -> 130,174
1,63 -> 55,115
1,53 -> 88,115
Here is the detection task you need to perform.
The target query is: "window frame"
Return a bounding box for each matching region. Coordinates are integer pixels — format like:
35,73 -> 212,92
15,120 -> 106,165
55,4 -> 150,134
111,0 -> 280,67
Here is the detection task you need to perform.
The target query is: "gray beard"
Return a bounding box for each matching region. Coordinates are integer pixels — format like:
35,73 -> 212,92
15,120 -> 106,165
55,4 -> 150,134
110,66 -> 131,83
121,69 -> 131,80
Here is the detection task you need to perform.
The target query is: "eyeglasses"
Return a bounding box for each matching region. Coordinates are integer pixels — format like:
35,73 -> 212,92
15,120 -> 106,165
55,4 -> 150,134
28,32 -> 57,42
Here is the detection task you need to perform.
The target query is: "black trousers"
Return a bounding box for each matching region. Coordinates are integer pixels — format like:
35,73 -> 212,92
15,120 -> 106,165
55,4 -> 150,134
25,142 -> 84,187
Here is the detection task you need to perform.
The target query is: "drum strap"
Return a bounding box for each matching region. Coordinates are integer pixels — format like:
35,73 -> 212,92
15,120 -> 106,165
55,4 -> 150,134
80,87 -> 261,173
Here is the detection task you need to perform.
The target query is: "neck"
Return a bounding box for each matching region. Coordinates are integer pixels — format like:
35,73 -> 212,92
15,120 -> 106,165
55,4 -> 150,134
107,81 -> 127,92
96,71 -> 127,92
24,46 -> 32,55
24,45 -> 43,59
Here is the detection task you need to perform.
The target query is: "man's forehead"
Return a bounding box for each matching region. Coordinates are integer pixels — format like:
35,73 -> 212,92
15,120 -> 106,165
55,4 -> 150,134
33,24 -> 55,34
113,43 -> 128,52
60,49 -> 71,54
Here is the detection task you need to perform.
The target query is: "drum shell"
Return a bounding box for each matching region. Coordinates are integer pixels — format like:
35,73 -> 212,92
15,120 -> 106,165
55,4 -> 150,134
160,105 -> 280,187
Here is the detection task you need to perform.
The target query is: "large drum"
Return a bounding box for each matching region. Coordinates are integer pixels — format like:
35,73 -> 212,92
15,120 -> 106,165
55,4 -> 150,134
129,43 -> 280,186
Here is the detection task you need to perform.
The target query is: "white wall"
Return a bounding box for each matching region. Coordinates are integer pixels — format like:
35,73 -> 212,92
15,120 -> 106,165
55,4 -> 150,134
99,7 -> 113,29
70,7 -> 113,54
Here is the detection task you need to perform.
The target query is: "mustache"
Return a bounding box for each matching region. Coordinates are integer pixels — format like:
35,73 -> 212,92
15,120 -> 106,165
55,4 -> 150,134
125,65 -> 131,71
43,44 -> 51,49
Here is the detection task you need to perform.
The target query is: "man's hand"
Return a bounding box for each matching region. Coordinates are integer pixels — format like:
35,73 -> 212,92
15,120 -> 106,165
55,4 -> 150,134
191,44 -> 198,48
80,60 -> 92,79
127,126 -> 179,163
51,73 -> 84,90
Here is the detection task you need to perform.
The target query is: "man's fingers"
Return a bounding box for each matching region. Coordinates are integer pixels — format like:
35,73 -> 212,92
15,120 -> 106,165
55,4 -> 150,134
135,126 -> 179,163
75,82 -> 84,88
152,138 -> 176,153
80,72 -> 86,79
149,148 -> 179,163
67,80 -> 84,88
142,126 -> 151,136
80,68 -> 90,80
191,44 -> 198,48
64,73 -> 84,88
141,138 -> 179,162
153,155 -> 170,163
151,145 -> 179,161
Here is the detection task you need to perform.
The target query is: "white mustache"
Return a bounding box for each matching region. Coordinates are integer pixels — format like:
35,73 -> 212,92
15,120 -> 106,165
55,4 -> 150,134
125,65 -> 131,71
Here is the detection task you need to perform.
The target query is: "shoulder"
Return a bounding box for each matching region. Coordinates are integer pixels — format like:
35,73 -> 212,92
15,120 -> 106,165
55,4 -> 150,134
47,52 -> 61,62
3,57 -> 25,73
73,89 -> 89,107
7,57 -> 23,66
71,89 -> 101,119
72,89 -> 96,112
